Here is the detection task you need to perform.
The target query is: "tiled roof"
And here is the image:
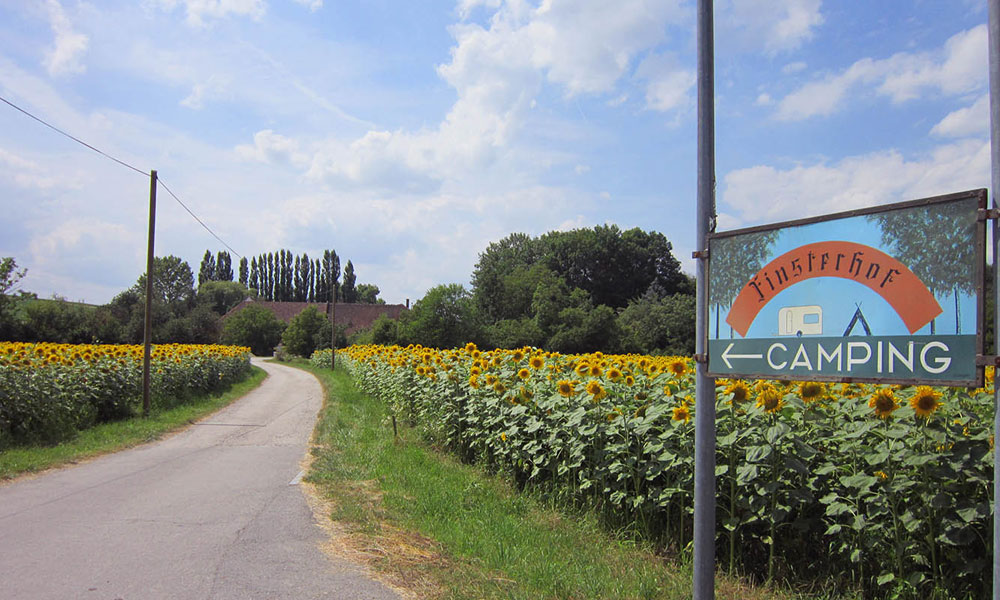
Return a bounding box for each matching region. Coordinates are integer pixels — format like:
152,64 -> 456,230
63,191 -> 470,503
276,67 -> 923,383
222,300 -> 406,335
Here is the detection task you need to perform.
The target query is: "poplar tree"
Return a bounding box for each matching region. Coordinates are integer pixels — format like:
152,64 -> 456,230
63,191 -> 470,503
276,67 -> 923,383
239,257 -> 248,287
198,250 -> 216,286
342,260 -> 357,303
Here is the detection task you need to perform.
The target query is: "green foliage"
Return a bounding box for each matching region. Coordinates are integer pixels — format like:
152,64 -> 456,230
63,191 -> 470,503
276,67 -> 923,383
619,292 -> 696,355
221,305 -> 286,355
20,298 -> 96,344
342,260 -> 357,303
0,257 -> 28,340
355,282 -> 381,304
470,228 -> 692,354
398,284 -> 480,349
196,280 -> 251,315
281,306 -> 329,357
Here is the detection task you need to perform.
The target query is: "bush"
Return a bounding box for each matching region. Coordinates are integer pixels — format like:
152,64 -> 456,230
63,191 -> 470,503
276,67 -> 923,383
281,306 -> 329,357
221,305 -> 285,356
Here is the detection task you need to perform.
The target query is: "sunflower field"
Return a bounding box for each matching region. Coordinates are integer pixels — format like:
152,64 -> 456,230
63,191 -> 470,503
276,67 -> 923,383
0,342 -> 252,447
316,343 -> 995,599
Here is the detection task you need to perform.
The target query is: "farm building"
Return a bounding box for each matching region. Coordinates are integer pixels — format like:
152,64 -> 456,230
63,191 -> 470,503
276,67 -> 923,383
222,300 -> 406,336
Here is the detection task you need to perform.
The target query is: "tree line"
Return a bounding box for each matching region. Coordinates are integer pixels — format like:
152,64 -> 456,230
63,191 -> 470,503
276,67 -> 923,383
0,247 -> 382,346
197,249 -> 380,304
361,225 -> 699,355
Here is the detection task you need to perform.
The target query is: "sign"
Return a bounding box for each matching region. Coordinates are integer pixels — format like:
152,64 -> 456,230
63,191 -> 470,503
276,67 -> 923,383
706,190 -> 986,386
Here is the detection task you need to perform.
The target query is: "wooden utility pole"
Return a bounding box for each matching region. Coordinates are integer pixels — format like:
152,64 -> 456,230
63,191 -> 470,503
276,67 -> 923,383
329,279 -> 337,370
142,170 -> 157,417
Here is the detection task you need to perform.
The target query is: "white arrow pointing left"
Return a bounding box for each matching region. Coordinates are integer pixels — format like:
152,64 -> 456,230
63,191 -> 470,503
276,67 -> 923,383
720,343 -> 763,369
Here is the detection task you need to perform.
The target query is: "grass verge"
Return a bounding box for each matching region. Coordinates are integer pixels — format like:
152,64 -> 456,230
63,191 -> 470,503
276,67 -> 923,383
292,358 -> 795,600
0,365 -> 267,481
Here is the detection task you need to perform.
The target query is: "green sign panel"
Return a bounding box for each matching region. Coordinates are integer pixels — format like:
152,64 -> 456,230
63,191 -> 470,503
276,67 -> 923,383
706,190 -> 986,386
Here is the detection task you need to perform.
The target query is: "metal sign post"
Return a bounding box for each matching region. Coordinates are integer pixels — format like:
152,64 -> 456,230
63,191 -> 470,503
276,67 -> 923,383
142,170 -> 157,417
693,0 -> 716,598
987,1 -> 1000,597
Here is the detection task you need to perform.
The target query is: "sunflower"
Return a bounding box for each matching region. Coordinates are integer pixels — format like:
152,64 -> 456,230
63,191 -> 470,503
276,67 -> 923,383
624,374 -> 635,386
468,375 -> 480,389
667,359 -> 688,377
517,368 -> 531,381
909,386 -> 941,418
798,381 -> 826,403
465,342 -> 477,353
868,388 -> 898,419
755,384 -> 784,413
493,381 -> 507,395
607,367 -> 623,382
672,403 -> 692,424
725,380 -> 750,403
557,379 -> 576,397
529,355 -> 545,369
586,380 -> 607,400
511,349 -> 525,362
588,364 -> 603,377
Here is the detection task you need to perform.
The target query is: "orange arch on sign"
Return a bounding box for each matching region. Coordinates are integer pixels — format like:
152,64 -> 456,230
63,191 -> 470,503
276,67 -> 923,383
724,240 -> 942,338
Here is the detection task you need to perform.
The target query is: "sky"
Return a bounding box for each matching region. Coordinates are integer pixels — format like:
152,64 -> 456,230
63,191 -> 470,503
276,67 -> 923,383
0,0 -> 993,307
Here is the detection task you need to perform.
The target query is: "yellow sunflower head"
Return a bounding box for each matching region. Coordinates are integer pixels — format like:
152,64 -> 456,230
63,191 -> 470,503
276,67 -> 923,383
529,355 -> 545,369
672,403 -> 692,424
517,368 -> 531,381
755,384 -> 784,413
668,359 -> 688,377
725,380 -> 750,403
798,381 -> 826,403
868,388 -> 898,419
557,379 -> 576,397
909,386 -> 941,418
585,380 -> 606,400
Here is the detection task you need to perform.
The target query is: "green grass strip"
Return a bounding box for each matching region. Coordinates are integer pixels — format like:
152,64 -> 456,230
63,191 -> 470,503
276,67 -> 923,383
0,365 -> 267,480
294,359 -> 793,600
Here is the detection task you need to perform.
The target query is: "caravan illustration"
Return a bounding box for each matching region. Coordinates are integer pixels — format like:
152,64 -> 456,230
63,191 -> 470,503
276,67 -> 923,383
777,305 -> 822,337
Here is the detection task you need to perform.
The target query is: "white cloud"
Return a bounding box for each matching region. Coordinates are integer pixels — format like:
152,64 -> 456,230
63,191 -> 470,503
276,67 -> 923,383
755,92 -> 773,106
235,129 -> 311,167
776,25 -> 988,121
574,164 -> 590,175
155,0 -> 266,27
931,94 -> 989,138
0,148 -> 63,190
782,61 -> 807,74
720,0 -> 823,55
635,53 -> 694,112
180,76 -> 230,109
722,139 -> 989,227
43,0 -> 89,76
292,0 -> 323,12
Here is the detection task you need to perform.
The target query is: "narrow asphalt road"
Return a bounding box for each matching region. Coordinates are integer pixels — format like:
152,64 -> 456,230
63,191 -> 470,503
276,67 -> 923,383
0,359 -> 402,600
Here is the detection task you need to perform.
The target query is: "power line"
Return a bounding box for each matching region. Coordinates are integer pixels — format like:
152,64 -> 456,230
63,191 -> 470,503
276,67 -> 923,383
0,93 -> 241,259
157,178 -> 242,259
0,95 -> 147,176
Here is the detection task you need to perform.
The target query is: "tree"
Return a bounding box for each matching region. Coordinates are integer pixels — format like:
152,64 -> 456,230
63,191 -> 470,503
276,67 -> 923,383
198,250 -> 216,286
342,260 -> 357,303
619,292 -> 696,355
221,305 -> 286,355
215,251 -> 233,282
355,283 -> 381,304
399,284 -> 480,349
281,306 -> 329,357
239,257 -> 248,287
538,225 -> 686,309
135,255 -> 195,313
197,280 -> 251,315
868,199 -> 979,334
321,250 -> 340,302
471,232 -> 544,322
709,230 -> 778,338
249,257 -> 259,293
0,257 -> 27,340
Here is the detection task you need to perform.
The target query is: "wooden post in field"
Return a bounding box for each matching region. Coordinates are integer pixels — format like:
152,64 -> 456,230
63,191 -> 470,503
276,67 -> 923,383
330,280 -> 336,370
142,170 -> 157,417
